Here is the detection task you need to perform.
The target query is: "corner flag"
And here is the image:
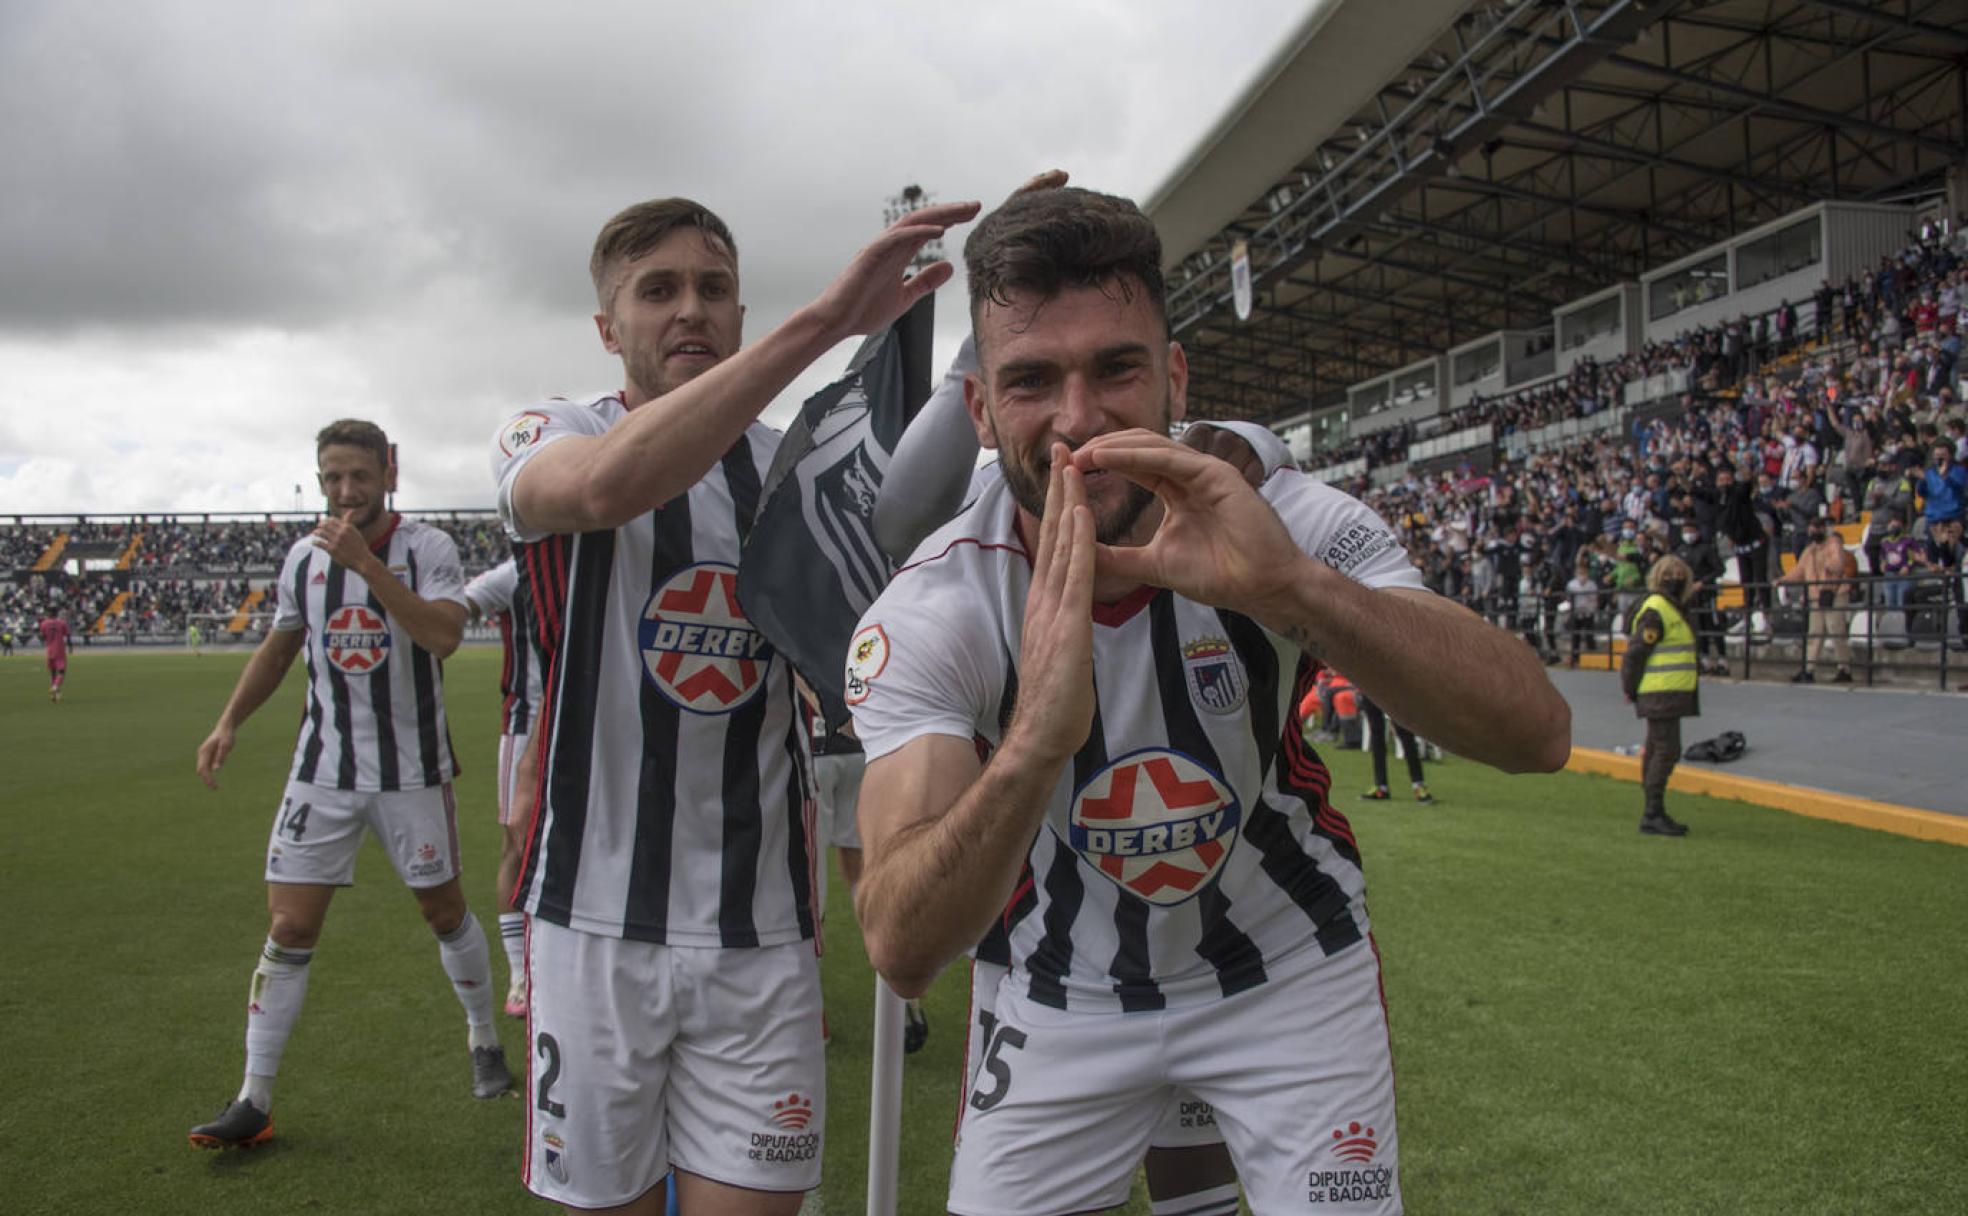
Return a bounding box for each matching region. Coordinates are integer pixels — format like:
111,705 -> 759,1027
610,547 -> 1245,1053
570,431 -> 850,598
737,294 -> 935,731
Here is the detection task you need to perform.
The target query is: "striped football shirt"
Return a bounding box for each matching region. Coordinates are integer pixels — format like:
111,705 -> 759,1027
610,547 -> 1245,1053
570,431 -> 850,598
463,558 -> 545,738
849,469 -> 1427,1012
493,394 -> 815,947
273,515 -> 466,792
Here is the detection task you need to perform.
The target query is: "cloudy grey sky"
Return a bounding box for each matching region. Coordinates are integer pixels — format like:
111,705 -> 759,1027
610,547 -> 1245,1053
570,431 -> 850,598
1,0 -> 1309,515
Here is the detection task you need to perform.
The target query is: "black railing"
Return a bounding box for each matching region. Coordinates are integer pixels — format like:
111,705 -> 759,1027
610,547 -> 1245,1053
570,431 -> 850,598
1458,571 -> 1965,691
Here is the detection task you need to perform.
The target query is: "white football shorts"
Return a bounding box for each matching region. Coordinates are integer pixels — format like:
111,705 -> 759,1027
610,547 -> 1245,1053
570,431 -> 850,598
949,939 -> 1400,1215
495,732 -> 532,827
813,751 -> 864,850
965,959 -> 1223,1153
522,921 -> 826,1208
262,778 -> 459,889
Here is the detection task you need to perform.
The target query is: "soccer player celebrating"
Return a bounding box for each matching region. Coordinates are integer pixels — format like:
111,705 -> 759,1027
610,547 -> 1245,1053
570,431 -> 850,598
492,196 -> 974,1214
848,187 -> 1571,1215
38,609 -> 70,701
461,557 -> 543,1014
189,420 -> 508,1150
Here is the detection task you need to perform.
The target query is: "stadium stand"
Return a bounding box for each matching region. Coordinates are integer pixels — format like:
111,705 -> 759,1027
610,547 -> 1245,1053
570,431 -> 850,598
0,513 -> 507,646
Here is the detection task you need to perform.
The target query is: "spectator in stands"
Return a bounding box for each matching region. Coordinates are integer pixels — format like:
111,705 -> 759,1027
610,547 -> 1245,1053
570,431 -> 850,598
1672,517 -> 1729,676
1563,556 -> 1599,668
1876,513 -> 1920,610
1918,517 -> 1967,649
1918,440 -> 1966,533
1779,520 -> 1856,684
1717,463 -> 1773,617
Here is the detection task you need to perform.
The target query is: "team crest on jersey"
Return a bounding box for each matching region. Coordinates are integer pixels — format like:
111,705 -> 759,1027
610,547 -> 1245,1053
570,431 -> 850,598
323,604 -> 391,674
1068,747 -> 1241,906
844,624 -> 889,705
499,411 -> 551,457
1181,636 -> 1247,716
638,562 -> 772,714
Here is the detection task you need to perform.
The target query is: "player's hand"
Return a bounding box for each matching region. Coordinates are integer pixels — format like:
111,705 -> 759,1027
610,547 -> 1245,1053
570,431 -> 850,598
1004,445 -> 1097,764
197,725 -> 235,789
808,200 -> 982,343
1072,430 -> 1304,618
311,509 -> 373,573
1006,169 -> 1067,202
1179,424 -> 1268,488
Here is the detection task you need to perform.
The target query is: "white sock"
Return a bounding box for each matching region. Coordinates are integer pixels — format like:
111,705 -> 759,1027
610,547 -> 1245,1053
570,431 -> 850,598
498,911 -> 526,980
1150,1181 -> 1240,1216
436,911 -> 498,1049
240,938 -> 313,1108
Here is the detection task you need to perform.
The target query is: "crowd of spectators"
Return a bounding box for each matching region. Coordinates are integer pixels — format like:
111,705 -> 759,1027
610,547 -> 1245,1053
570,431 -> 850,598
1,514 -> 509,644
1318,226 -> 1968,672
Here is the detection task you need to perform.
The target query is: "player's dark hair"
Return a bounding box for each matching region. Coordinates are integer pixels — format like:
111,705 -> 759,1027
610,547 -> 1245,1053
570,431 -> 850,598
590,198 -> 738,309
963,187 -> 1167,338
315,419 -> 392,471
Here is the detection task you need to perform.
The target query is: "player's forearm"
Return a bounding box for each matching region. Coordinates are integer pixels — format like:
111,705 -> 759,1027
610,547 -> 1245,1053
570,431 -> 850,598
347,556 -> 464,658
857,742 -> 1066,999
521,307 -> 840,533
1255,560 -> 1571,773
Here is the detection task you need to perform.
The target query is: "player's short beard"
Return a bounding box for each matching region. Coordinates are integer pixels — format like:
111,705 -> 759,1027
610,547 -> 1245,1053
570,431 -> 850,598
991,411 -> 1164,547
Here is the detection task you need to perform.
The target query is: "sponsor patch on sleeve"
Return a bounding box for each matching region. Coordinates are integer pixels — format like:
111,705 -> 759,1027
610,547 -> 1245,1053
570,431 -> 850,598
498,410 -> 552,458
1640,622 -> 1662,645
1320,520 -> 1398,575
844,624 -> 889,706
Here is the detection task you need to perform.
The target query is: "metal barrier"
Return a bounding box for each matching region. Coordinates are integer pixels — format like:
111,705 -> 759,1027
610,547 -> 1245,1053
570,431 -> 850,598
1451,570 -> 1964,691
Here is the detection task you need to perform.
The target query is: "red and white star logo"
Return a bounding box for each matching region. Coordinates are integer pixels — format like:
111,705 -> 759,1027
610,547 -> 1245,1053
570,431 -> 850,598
638,562 -> 772,714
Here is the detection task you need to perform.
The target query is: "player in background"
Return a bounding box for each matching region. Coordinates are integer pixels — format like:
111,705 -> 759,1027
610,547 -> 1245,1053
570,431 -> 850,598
849,187 -> 1570,1214
462,557 -> 542,1015
4,619 -> 19,656
188,419 -> 509,1150
187,620 -> 204,656
494,196 -> 975,1215
39,609 -> 71,701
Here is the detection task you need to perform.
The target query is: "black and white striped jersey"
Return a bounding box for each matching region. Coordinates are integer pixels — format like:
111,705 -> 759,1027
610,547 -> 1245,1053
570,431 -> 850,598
493,394 -> 815,948
463,558 -> 544,738
272,516 -> 467,792
849,470 -> 1427,1012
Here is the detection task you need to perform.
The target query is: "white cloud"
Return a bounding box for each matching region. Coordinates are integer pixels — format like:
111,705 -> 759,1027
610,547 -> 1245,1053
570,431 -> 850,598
0,0 -> 1308,514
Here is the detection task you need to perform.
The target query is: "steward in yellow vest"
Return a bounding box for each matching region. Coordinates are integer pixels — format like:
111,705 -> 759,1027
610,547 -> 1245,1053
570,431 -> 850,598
1620,555 -> 1700,837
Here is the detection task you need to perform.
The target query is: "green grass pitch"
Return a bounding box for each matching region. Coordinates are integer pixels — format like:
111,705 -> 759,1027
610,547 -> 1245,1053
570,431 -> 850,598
3,647 -> 1965,1214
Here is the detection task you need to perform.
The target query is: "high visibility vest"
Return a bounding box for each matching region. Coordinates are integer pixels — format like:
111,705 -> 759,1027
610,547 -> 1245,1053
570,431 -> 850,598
1634,593 -> 1698,695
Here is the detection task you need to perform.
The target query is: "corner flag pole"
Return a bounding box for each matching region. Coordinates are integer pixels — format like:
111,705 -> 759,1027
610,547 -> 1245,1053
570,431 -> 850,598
866,977 -> 907,1216
866,186 -> 940,1216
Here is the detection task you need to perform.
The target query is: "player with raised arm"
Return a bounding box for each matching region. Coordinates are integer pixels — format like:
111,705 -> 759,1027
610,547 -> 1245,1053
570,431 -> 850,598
188,420 -> 509,1150
848,187 -> 1571,1215
494,195 -> 975,1216
461,557 -> 544,1014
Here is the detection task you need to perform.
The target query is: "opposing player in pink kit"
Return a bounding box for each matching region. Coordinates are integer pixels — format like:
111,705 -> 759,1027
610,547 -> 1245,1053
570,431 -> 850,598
39,611 -> 71,702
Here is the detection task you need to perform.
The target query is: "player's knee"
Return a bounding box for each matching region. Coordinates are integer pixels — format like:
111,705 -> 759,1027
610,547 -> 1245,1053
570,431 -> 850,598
267,911 -> 323,951
415,883 -> 468,935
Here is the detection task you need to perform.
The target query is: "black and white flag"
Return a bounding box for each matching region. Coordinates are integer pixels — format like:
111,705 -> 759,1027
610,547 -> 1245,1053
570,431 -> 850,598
738,295 -> 934,731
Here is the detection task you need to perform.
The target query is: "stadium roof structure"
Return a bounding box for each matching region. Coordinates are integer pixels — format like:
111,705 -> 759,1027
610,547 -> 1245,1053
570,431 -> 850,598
1146,0 -> 1968,422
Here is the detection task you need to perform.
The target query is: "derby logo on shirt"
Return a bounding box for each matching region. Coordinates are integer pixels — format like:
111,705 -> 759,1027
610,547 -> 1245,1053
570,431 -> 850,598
639,562 -> 771,714
323,604 -> 390,674
1068,748 -> 1241,906
1181,635 -> 1247,716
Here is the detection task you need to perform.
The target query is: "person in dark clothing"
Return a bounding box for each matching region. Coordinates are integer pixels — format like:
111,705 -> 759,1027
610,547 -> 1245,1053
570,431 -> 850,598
1717,463 -> 1772,614
1358,694 -> 1432,803
1672,519 -> 1729,675
1621,555 -> 1701,837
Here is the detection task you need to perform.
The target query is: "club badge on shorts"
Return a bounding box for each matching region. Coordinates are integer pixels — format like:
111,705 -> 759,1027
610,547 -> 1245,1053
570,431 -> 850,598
638,562 -> 771,714
1068,747 -> 1241,906
1181,635 -> 1247,715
